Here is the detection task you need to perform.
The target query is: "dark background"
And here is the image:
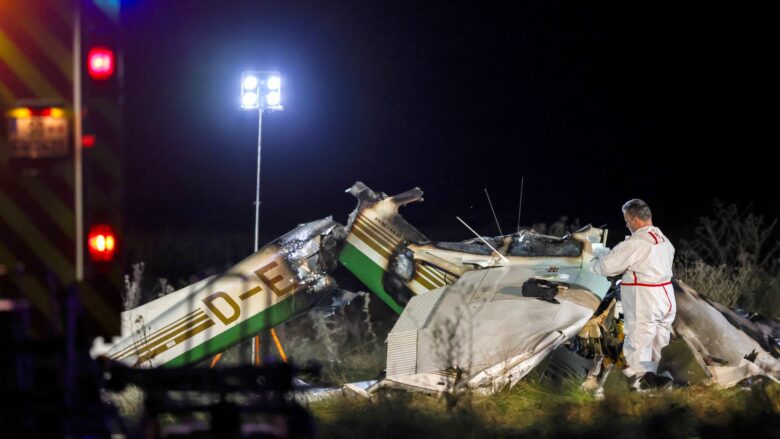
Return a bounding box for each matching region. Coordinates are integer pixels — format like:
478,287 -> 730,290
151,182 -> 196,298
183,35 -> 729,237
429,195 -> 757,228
120,1 -> 776,278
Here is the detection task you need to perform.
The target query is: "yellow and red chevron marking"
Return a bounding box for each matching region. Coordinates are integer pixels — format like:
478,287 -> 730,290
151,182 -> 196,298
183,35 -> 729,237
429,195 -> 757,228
0,0 -> 74,104
0,0 -> 120,335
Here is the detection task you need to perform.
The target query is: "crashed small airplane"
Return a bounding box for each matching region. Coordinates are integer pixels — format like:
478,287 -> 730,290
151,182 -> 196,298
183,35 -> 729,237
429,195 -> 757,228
99,182 -> 780,392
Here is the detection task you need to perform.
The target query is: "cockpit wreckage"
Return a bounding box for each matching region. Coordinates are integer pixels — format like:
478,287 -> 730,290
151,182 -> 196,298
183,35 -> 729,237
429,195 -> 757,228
100,183 -> 780,394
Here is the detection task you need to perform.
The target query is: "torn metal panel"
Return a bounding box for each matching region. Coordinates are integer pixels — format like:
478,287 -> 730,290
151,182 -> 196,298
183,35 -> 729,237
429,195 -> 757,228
376,375 -> 451,394
507,230 -> 583,257
102,218 -> 340,367
708,360 -> 772,388
341,380 -> 379,398
705,299 -> 780,358
736,310 -> 780,357
672,279 -> 780,383
344,182 -> 428,242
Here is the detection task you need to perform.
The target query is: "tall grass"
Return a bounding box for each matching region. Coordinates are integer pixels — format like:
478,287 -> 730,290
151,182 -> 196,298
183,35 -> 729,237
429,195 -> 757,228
274,292 -> 390,385
311,379 -> 780,438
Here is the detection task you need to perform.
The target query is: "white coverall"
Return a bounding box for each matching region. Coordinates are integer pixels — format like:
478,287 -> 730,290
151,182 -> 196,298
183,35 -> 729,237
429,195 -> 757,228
592,225 -> 676,376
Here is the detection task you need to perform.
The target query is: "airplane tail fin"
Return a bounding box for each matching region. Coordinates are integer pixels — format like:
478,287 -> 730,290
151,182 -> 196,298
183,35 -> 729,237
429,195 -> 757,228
339,182 -> 428,313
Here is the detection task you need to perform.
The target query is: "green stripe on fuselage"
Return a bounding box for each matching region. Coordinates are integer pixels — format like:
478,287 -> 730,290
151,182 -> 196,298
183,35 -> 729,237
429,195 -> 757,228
338,241 -> 403,314
164,291 -> 318,367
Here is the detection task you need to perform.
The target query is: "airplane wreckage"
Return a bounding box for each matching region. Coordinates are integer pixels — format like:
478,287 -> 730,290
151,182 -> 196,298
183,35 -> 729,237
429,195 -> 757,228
98,182 -> 780,394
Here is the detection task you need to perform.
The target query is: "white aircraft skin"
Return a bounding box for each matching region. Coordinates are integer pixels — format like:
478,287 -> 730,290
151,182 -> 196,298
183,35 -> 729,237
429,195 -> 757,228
99,182 -> 780,392
104,218 -> 339,368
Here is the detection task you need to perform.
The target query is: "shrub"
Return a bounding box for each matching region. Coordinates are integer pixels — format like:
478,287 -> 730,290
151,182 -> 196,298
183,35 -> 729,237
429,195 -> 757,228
676,200 -> 780,317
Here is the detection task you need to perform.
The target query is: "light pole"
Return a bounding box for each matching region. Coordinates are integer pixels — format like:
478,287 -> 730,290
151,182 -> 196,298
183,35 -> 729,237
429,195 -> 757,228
241,71 -> 283,251
241,71 -> 283,364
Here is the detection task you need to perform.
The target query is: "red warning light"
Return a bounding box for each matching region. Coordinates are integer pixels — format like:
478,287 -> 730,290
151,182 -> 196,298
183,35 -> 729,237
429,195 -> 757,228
87,48 -> 115,80
82,134 -> 96,148
87,224 -> 117,262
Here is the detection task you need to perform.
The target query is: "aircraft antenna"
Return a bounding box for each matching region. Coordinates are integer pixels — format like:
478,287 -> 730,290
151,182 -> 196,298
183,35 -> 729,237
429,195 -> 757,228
484,188 -> 503,236
516,177 -> 525,233
456,216 -> 509,263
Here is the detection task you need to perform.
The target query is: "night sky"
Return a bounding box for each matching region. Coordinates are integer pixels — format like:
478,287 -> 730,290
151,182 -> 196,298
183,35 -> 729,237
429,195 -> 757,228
120,1 -> 776,263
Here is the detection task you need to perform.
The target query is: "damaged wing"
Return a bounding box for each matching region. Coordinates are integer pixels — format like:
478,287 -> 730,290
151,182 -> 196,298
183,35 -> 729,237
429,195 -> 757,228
667,279 -> 780,387
383,265 -> 603,394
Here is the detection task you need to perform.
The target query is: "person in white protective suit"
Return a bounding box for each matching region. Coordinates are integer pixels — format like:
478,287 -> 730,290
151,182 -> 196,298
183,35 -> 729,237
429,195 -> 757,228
591,199 -> 676,382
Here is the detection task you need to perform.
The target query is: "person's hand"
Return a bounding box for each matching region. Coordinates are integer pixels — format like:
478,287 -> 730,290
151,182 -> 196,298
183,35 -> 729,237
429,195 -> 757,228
585,257 -> 599,272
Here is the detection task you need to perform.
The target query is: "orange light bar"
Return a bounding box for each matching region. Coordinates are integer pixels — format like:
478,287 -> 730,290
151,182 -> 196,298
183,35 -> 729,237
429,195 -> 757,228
5,107 -> 66,119
46,107 -> 65,118
6,108 -> 32,119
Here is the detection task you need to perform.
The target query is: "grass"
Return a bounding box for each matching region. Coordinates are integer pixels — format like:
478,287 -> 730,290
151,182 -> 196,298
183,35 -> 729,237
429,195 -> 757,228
308,378 -> 780,438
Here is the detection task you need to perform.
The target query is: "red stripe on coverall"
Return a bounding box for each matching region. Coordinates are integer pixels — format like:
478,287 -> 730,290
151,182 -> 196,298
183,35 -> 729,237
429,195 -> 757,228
648,232 -> 659,244
622,281 -> 672,287
622,281 -> 674,314
661,284 -> 673,314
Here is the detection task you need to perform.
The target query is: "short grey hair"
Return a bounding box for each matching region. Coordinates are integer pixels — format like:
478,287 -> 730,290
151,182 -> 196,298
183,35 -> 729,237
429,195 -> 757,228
622,199 -> 652,221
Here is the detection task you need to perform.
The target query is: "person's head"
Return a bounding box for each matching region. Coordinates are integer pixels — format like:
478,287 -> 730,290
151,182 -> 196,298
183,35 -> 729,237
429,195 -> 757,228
622,199 -> 653,233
